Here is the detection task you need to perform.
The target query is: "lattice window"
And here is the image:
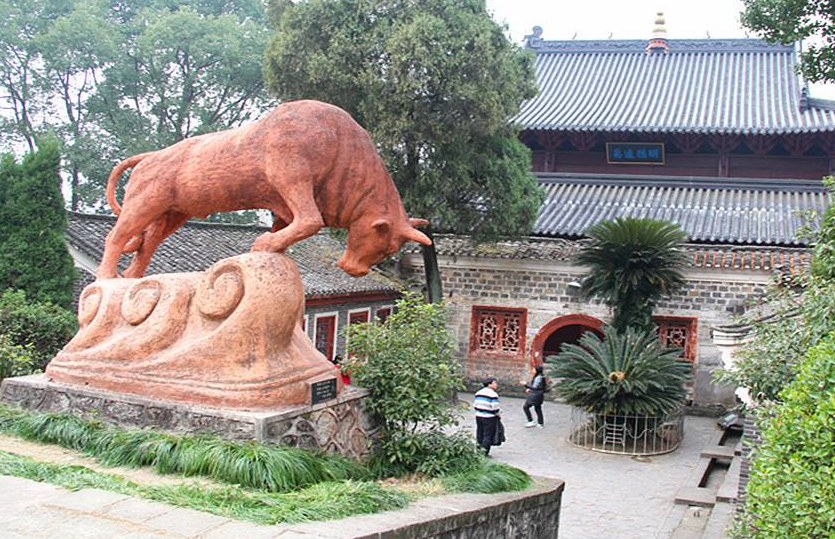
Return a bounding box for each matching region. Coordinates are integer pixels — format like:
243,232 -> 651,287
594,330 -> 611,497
655,316 -> 697,361
470,307 -> 527,357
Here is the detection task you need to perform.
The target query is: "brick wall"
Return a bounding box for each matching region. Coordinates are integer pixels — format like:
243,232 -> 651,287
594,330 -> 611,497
401,254 -> 769,408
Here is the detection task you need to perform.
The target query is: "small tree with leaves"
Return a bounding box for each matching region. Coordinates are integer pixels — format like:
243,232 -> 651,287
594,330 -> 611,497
346,293 -> 479,475
577,217 -> 687,333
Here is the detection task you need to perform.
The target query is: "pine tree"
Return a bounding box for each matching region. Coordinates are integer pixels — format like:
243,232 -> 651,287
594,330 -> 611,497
0,139 -> 76,308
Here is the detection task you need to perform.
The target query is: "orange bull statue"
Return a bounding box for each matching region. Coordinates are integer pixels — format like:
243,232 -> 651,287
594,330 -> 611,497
99,100 -> 431,280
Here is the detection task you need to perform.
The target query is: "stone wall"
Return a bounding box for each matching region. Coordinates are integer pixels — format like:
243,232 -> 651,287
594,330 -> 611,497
283,477 -> 565,539
1,374 -> 378,459
738,413 -> 764,504
401,254 -> 769,408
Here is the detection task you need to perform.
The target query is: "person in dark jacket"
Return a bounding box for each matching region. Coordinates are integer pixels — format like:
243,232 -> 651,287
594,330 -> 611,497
521,365 -> 546,428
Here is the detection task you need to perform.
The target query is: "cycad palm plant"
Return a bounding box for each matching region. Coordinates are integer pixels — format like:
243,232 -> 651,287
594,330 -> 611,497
577,217 -> 687,333
548,326 -> 692,416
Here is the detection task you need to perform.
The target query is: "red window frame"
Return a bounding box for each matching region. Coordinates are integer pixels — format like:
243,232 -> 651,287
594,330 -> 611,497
375,306 -> 393,323
314,313 -> 338,361
348,309 -> 370,325
654,315 -> 698,362
469,306 -> 528,358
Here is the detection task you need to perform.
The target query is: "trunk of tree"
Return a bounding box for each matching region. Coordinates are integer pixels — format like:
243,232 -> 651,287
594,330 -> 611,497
71,165 -> 79,211
421,228 -> 443,303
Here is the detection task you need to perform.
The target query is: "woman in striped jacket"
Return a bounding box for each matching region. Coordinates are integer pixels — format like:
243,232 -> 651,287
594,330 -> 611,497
473,377 -> 500,455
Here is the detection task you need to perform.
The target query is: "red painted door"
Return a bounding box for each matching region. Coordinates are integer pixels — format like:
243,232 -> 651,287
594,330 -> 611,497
315,315 -> 336,360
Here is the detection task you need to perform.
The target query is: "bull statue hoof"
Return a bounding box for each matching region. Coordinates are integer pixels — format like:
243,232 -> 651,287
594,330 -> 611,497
46,253 -> 340,409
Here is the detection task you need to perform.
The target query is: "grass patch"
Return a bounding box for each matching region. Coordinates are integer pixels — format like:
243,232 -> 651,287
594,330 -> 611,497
0,405 -> 367,492
441,460 -> 532,493
0,451 -> 408,525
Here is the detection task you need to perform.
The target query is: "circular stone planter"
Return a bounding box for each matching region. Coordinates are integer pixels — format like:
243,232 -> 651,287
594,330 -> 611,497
567,407 -> 685,456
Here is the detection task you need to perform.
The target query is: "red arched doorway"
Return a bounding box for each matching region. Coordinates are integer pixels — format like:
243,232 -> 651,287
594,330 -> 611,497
530,314 -> 604,365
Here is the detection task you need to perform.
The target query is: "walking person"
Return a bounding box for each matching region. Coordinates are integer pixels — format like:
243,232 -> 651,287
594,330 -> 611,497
473,377 -> 500,455
521,365 -> 547,428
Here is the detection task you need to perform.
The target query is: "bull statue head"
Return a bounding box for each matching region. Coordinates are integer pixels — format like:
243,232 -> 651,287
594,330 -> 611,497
338,217 -> 431,277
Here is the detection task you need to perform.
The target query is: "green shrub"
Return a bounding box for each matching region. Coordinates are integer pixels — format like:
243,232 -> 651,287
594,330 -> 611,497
0,334 -> 38,381
547,325 -> 692,416
739,334 -> 835,538
370,431 -> 482,478
346,293 -> 467,476
0,289 -> 77,370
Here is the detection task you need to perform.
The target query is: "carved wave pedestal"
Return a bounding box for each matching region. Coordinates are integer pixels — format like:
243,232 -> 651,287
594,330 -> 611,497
46,253 -> 340,409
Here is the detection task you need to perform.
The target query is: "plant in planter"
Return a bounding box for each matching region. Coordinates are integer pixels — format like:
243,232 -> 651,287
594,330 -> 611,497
547,325 -> 692,417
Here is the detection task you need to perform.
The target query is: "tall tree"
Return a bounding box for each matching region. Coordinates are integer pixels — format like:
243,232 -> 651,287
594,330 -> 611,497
576,218 -> 687,334
741,0 -> 835,83
264,0 -> 543,301
0,139 -> 76,308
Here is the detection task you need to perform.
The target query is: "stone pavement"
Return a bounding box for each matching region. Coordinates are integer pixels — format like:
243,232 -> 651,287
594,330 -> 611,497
455,394 -> 720,539
0,394 -> 719,539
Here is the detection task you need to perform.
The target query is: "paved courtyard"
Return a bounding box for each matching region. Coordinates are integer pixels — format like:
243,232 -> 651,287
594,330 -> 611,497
456,394 -> 719,539
0,394 -> 719,539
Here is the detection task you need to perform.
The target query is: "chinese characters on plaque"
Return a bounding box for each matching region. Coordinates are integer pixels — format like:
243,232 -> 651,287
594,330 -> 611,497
606,142 -> 665,165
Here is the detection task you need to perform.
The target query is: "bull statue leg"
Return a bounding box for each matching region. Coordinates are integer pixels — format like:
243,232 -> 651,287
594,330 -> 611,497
123,212 -> 190,278
252,182 -> 324,252
97,206 -> 164,279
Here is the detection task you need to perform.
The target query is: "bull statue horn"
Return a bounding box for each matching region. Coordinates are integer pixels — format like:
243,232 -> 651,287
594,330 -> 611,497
409,218 -> 429,227
404,227 -> 432,246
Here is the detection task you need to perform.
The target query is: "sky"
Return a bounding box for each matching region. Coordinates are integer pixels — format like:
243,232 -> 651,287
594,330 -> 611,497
485,0 -> 835,100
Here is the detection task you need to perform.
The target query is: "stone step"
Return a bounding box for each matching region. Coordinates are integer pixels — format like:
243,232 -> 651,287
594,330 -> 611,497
716,456 -> 741,503
701,501 -> 734,539
700,445 -> 736,460
674,486 -> 717,508
684,457 -> 714,488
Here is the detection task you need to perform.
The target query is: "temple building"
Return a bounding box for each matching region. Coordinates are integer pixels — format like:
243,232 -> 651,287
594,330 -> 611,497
401,21 -> 835,409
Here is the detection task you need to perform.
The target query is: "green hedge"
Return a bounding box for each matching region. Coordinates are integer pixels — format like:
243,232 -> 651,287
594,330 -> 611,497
0,289 -> 76,370
742,334 -> 835,538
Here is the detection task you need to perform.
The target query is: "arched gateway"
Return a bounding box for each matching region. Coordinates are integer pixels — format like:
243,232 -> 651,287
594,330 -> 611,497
530,314 -> 604,365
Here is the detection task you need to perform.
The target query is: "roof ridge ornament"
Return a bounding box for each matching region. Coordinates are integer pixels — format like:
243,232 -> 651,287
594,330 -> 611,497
646,12 -> 670,54
799,86 -> 810,111
524,26 -> 544,49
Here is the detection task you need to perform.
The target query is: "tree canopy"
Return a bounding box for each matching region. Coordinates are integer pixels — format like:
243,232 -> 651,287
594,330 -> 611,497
741,0 -> 835,83
0,0 -> 272,220
263,0 -> 544,301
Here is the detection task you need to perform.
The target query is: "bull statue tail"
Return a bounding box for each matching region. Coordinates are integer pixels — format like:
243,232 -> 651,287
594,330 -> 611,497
106,153 -> 154,216
106,152 -> 154,254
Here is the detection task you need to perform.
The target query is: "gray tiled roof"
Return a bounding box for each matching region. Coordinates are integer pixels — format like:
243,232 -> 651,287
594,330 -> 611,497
516,38 -> 835,135
67,213 -> 401,298
427,234 -> 810,275
533,173 -> 830,246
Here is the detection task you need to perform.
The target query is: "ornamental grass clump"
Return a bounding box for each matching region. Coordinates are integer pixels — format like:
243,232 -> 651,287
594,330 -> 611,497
547,325 -> 692,416
0,405 -> 367,492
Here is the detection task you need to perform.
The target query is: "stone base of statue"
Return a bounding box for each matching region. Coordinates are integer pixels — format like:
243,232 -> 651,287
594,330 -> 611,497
0,374 -> 376,458
45,252 -> 341,409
